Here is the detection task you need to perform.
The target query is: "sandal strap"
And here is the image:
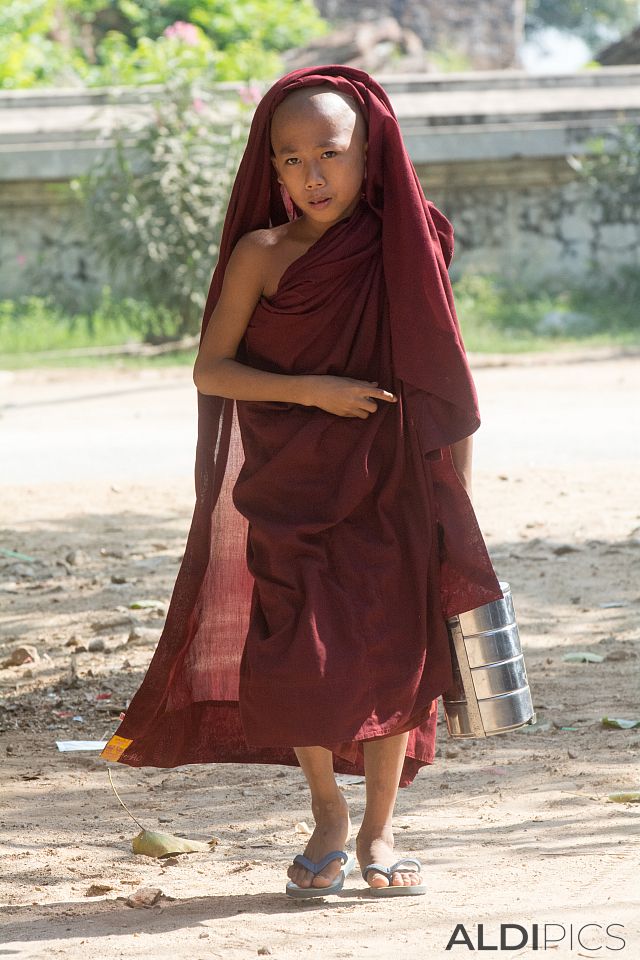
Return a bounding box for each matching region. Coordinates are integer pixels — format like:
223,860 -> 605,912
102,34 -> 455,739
292,850 -> 348,876
363,858 -> 422,881
389,858 -> 422,874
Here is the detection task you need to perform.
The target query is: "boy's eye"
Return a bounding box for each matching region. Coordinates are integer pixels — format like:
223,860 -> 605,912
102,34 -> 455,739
322,151 -> 337,158
284,158 -> 299,165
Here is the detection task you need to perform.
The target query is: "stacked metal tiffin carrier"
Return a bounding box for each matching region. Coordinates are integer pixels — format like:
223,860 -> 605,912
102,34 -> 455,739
442,582 -> 536,738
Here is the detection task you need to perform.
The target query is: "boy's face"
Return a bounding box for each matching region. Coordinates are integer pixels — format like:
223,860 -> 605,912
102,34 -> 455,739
270,87 -> 367,229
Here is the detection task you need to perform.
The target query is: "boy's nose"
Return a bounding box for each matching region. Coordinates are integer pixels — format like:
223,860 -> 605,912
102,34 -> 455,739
305,164 -> 325,189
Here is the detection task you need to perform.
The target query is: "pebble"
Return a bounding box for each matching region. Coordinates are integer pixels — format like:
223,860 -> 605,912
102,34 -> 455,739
125,887 -> 163,909
87,638 -> 106,653
65,549 -> 90,566
2,645 -> 40,668
128,626 -> 159,644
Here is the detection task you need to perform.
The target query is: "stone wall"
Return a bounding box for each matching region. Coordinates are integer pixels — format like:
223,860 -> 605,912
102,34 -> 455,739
313,0 -> 526,69
419,158 -> 640,287
1,182 -> 95,305
1,69 -> 640,303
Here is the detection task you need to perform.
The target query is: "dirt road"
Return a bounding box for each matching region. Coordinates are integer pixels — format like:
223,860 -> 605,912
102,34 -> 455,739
1,353 -> 639,959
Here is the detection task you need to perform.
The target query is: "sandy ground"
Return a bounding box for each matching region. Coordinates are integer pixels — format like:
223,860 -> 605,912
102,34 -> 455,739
1,353 -> 639,960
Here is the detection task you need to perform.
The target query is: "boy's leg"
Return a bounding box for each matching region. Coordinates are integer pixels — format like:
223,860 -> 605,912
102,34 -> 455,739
358,731 -> 422,888
287,746 -> 352,889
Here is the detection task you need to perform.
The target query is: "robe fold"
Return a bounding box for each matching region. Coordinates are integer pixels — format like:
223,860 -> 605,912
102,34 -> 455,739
101,65 -> 503,787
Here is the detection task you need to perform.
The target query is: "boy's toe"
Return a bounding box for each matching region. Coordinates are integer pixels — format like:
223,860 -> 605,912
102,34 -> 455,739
390,869 -> 420,886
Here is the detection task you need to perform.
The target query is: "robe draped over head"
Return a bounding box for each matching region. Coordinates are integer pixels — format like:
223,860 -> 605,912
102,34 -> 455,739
101,65 -> 503,787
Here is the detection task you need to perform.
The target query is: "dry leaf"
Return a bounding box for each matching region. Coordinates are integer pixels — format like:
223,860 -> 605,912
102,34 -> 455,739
607,791 -> 640,803
131,829 -> 216,858
84,883 -> 114,897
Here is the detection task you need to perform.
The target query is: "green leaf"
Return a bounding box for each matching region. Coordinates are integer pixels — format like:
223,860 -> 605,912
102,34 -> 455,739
601,717 -> 640,729
562,652 -> 604,663
607,792 -> 640,803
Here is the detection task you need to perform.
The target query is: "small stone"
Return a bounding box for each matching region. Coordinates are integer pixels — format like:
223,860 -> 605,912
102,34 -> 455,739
257,948 -> 272,956
127,626 -> 159,644
2,645 -> 40,668
111,574 -> 127,584
553,544 -> 580,556
125,886 -> 163,909
65,637 -> 78,647
91,615 -> 135,633
65,549 -> 89,566
87,638 -> 106,653
100,547 -> 125,559
445,748 -> 459,758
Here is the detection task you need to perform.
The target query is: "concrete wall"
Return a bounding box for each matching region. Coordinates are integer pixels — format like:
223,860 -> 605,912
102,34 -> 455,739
1,68 -> 640,303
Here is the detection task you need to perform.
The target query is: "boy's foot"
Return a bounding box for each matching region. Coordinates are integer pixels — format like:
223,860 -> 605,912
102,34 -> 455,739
356,827 -> 423,890
287,793 -> 351,889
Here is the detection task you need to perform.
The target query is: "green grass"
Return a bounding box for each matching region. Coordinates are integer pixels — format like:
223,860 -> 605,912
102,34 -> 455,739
1,270 -> 639,369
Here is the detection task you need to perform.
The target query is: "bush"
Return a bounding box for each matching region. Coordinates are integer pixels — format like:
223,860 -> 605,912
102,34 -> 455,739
69,82 -> 250,341
0,0 -> 327,88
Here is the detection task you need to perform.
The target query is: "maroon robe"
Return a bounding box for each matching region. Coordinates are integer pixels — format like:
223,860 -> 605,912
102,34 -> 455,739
101,66 -> 502,787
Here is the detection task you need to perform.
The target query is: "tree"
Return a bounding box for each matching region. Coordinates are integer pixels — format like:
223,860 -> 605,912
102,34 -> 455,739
0,0 -> 326,88
525,0 -> 640,50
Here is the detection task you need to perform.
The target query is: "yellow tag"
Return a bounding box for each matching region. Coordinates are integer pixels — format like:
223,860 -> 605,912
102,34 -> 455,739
100,735 -> 133,762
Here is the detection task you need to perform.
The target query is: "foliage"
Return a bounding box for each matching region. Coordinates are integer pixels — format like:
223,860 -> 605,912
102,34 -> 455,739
0,0 -> 326,88
453,266 -> 640,351
524,0 -> 639,49
69,82 -> 250,339
0,290 -> 158,353
3,264 -> 639,368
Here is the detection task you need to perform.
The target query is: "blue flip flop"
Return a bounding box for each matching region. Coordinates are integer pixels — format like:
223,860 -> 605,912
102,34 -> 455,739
285,849 -> 355,899
362,857 -> 426,896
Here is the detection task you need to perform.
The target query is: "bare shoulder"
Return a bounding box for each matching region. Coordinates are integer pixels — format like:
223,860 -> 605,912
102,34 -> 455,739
237,223 -> 306,297
236,222 -> 292,256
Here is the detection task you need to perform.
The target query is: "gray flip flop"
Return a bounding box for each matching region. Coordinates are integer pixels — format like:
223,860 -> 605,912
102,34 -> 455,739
362,857 -> 426,896
286,849 -> 355,899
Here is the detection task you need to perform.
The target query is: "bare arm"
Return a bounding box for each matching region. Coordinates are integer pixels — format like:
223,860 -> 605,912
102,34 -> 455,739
450,434 -> 473,501
193,233 -> 397,420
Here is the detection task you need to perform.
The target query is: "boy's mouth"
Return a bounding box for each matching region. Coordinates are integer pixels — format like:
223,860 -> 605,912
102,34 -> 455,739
308,197 -> 331,208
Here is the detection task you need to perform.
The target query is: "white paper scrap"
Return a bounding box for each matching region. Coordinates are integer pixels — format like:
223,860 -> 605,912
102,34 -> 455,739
56,740 -> 108,752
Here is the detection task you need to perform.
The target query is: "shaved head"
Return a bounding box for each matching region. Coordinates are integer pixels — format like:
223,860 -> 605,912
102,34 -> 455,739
271,86 -> 367,153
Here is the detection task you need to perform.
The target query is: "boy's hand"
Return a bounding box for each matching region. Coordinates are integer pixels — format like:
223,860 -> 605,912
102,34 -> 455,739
304,376 -> 397,418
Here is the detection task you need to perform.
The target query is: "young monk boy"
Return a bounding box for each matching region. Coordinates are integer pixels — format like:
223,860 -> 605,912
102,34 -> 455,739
101,66 -> 503,899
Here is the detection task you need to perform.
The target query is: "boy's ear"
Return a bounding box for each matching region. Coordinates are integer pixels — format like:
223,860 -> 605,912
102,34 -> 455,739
271,154 -> 283,184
